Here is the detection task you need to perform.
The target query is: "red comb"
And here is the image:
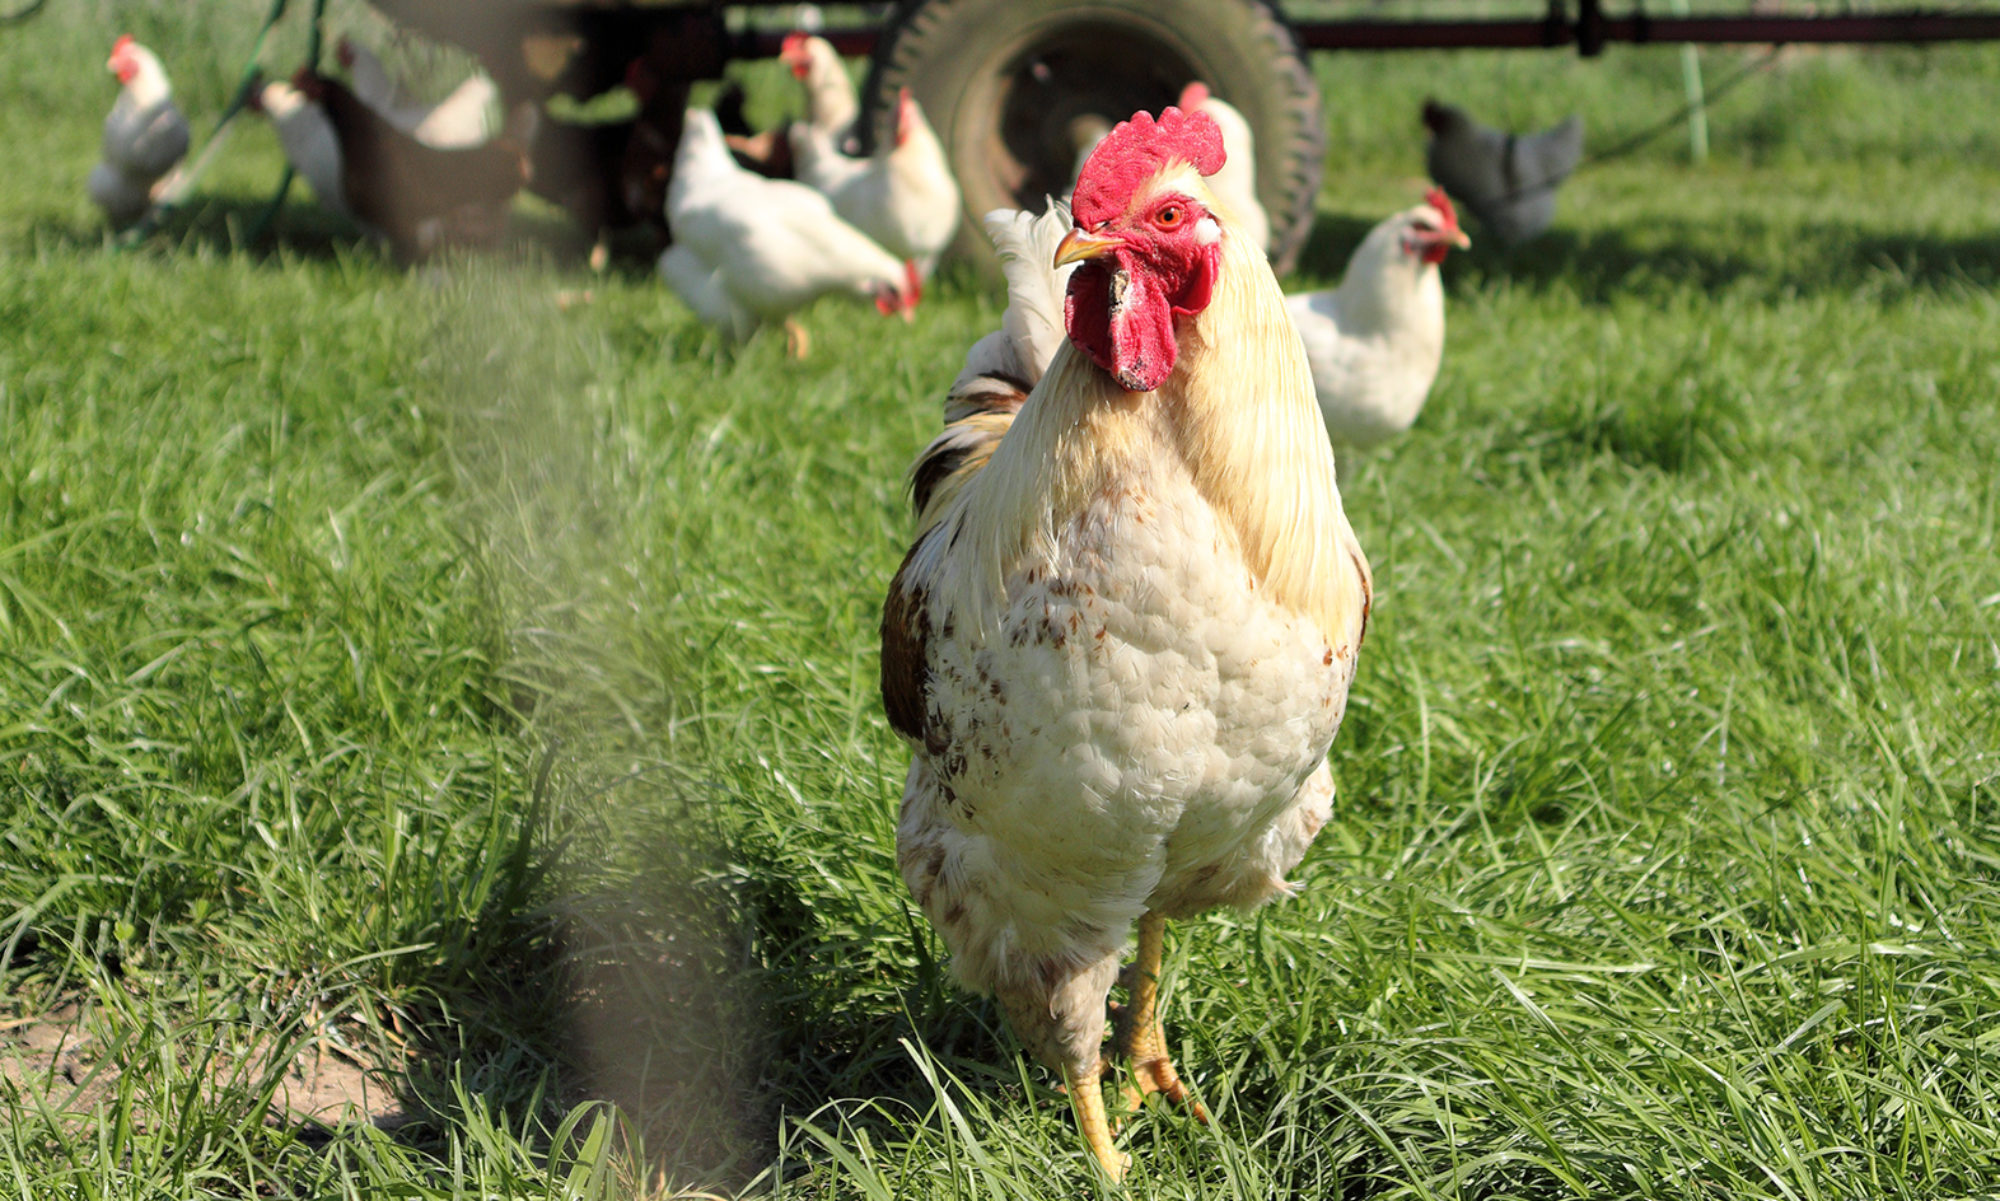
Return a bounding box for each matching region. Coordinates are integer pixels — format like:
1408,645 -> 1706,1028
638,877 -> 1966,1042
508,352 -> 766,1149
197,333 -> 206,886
1178,81 -> 1210,110
1072,106 -> 1226,228
780,32 -> 809,58
112,34 -> 134,53
1424,185 -> 1458,230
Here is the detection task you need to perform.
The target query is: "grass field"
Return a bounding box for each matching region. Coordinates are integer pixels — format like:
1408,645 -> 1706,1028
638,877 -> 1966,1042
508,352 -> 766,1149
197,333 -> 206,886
4,2 -> 1999,1197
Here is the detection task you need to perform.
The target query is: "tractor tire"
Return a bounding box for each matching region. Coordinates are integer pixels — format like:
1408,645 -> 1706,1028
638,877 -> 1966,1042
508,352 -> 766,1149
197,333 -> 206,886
862,0 -> 1324,276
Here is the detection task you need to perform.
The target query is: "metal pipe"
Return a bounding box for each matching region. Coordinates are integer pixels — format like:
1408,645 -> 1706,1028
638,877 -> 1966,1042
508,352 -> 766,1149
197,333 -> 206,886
1293,10 -> 2000,53
732,9 -> 2000,62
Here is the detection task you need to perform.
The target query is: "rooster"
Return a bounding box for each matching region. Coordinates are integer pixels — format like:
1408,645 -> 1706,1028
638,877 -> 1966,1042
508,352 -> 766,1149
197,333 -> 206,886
789,87 -> 960,277
1176,82 -> 1270,255
880,106 -> 1372,1181
336,37 -> 497,150
88,36 -> 189,229
1422,99 -> 1583,245
660,108 -> 921,356
1286,188 -> 1469,449
781,32 -> 857,149
301,70 -> 533,262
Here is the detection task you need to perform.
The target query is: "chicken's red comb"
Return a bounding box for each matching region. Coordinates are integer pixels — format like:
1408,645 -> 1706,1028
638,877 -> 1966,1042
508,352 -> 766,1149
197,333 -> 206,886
112,34 -> 134,54
1424,186 -> 1458,230
1072,106 -> 1225,227
1178,81 -> 1210,110
780,32 -> 809,59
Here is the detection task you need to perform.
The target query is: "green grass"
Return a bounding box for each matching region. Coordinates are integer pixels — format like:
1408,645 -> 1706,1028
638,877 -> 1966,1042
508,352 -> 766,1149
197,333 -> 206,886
4,2 -> 1999,1197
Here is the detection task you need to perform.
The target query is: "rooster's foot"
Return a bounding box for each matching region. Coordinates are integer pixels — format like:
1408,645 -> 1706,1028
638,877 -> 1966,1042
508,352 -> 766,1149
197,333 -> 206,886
1064,1057 -> 1130,1182
1110,911 -> 1209,1124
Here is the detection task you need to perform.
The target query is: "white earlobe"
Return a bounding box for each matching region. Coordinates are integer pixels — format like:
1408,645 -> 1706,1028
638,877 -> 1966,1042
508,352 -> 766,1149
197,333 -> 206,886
1195,217 -> 1221,246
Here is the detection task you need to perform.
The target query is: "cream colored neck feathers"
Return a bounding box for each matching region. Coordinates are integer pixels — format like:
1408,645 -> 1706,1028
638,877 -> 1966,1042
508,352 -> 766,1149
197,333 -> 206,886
919,168 -> 1369,646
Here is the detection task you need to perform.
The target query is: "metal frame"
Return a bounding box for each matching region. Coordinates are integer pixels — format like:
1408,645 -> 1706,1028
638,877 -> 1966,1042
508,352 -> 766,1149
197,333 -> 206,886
737,1 -> 2000,64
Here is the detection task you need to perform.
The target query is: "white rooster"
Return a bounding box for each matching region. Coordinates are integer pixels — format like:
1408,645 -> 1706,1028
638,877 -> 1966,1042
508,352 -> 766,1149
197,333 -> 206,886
788,87 -> 960,277
660,108 -> 921,356
1422,99 -> 1583,245
1287,188 -> 1470,449
780,32 -> 857,148
88,36 -> 189,230
336,37 -> 497,150
881,106 -> 1371,1181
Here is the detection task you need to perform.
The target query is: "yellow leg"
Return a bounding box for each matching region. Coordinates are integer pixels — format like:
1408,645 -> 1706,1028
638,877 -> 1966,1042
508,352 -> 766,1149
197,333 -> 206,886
783,317 -> 811,359
1115,911 -> 1209,1122
1063,1057 -> 1130,1182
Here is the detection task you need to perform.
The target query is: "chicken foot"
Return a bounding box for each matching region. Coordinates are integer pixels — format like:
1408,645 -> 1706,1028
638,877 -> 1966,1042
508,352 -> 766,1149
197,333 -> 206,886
1111,911 -> 1210,1123
783,317 -> 811,359
1063,1058 -> 1131,1182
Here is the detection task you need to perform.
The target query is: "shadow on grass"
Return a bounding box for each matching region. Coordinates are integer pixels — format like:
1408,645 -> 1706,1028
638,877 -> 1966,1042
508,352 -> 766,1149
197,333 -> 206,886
359,755 -> 1009,1189
1292,207 -> 2000,302
20,193 -> 670,277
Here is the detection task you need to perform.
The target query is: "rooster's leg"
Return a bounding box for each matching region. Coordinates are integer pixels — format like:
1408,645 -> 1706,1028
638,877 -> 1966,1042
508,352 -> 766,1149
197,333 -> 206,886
1063,1056 -> 1130,1181
1114,911 -> 1209,1122
783,318 -> 811,359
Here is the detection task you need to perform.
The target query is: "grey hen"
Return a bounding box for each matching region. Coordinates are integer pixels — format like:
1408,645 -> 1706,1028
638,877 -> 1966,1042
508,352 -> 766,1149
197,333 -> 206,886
1422,99 -> 1583,245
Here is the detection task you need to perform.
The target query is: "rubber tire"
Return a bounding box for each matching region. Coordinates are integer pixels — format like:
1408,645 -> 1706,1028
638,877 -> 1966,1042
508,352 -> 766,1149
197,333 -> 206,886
862,0 -> 1323,277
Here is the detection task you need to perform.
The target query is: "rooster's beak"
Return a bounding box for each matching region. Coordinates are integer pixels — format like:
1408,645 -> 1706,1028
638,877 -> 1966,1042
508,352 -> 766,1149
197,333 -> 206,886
1053,227 -> 1123,267
1451,229 -> 1472,249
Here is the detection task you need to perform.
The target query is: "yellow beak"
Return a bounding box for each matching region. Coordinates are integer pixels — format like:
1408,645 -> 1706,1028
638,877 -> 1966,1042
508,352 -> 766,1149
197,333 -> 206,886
1053,226 -> 1124,268
1452,229 -> 1472,249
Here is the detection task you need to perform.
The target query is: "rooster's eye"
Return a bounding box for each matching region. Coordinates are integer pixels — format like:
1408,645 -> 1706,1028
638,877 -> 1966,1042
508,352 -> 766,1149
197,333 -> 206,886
1154,205 -> 1183,228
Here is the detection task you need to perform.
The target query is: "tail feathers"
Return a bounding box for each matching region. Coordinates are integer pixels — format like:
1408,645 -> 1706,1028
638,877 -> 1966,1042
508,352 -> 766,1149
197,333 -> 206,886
912,200 -> 1074,527
910,410 -> 1015,528
949,200 -> 1075,399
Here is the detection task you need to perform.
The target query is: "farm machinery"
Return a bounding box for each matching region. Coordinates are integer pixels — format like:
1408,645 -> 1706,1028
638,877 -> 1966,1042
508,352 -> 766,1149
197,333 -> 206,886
358,0 -> 2000,269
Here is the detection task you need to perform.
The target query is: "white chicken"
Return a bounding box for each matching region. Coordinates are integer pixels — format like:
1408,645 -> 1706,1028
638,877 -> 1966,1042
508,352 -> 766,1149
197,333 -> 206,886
661,108 -> 921,355
249,78 -> 350,219
1422,99 -> 1583,245
88,36 -> 190,230
788,87 -> 960,276
1287,188 -> 1470,449
1176,82 -> 1270,255
881,106 -> 1371,1181
780,32 -> 857,148
336,37 -> 497,150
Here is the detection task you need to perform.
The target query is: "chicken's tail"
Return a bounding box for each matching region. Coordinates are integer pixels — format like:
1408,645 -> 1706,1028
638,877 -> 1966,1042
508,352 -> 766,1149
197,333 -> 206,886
909,201 -> 1075,528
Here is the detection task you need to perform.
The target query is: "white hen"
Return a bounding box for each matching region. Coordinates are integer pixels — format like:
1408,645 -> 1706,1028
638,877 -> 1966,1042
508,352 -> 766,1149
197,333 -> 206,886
661,108 -> 921,350
1422,99 -> 1583,246
1177,82 -> 1270,255
89,36 -> 189,229
789,87 -> 960,276
337,37 -> 497,150
1287,188 -> 1470,449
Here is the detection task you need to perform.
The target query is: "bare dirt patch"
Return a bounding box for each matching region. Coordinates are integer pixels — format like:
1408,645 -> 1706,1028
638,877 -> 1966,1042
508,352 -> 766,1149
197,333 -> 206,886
1,999 -> 411,1134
